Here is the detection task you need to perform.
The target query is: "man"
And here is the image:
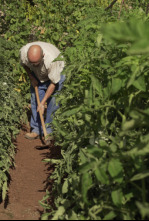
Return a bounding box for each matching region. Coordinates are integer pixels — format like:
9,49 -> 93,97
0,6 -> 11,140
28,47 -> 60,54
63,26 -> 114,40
20,41 -> 65,140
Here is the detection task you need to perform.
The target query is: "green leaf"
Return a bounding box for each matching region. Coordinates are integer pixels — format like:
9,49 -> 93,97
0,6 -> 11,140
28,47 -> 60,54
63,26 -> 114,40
111,189 -> 123,207
62,179 -> 69,194
41,213 -> 50,220
52,206 -> 65,220
42,159 -> 61,164
110,144 -> 117,153
103,211 -> 117,220
2,181 -> 8,201
87,145 -> 103,158
96,34 -> 103,47
111,78 -> 123,95
108,159 -> 123,183
128,40 -> 149,55
99,140 -> 108,147
122,119 -> 136,131
62,106 -> 82,117
133,76 -> 146,92
136,202 -> 149,218
131,171 -> 149,181
81,173 -> 92,204
80,161 -> 96,173
91,75 -> 103,96
79,150 -> 88,164
89,83 -> 93,106
69,211 -> 79,220
39,201 -> 49,209
95,167 -> 109,185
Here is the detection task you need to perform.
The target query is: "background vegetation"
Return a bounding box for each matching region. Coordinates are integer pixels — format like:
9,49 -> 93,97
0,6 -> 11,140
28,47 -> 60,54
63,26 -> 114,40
0,0 -> 149,220
0,37 -> 26,201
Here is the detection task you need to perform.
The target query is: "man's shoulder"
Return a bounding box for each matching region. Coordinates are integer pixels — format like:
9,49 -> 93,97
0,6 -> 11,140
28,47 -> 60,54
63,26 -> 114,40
20,45 -> 28,65
38,42 -> 61,54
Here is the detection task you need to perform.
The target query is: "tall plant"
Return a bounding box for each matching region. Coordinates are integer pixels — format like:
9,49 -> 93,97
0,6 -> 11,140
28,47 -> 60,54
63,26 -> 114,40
0,37 -> 27,200
40,6 -> 149,221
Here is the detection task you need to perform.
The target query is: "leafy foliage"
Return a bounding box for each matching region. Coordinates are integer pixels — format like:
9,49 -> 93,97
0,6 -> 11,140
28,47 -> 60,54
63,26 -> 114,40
0,37 -> 27,200
1,0 -> 149,220
41,4 -> 149,221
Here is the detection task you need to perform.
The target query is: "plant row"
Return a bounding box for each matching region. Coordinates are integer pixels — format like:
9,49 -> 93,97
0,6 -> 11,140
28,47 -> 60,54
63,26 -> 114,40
39,2 -> 149,221
0,0 -> 149,220
0,38 -> 26,201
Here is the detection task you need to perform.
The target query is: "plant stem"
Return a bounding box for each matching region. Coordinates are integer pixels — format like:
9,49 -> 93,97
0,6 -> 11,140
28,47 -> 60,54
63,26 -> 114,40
142,179 -> 146,203
146,3 -> 149,15
118,0 -> 125,20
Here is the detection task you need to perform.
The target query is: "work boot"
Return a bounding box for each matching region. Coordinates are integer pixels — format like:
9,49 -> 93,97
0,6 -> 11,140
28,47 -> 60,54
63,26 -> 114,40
25,132 -> 39,140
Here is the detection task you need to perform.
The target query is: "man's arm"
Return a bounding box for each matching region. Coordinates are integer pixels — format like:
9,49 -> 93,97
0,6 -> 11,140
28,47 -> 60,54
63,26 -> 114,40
22,65 -> 38,88
37,83 -> 56,114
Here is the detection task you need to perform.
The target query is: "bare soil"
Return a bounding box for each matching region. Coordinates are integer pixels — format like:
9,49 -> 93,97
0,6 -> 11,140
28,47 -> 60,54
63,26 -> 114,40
0,126 -> 61,220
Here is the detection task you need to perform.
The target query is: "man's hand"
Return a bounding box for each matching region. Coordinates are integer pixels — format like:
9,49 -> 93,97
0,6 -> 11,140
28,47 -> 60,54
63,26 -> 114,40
37,103 -> 45,115
31,78 -> 38,88
36,83 -> 56,115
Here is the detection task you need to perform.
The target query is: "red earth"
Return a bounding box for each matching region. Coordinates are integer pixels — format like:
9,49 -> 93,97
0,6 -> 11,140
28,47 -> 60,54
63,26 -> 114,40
0,126 -> 61,220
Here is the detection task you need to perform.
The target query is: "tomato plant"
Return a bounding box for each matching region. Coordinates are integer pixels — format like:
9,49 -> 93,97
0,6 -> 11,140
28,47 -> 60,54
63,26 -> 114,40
0,37 -> 27,201
1,0 -> 149,219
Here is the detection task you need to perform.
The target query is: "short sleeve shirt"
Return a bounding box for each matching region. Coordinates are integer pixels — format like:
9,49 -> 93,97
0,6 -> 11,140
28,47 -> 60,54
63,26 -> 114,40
20,41 -> 65,84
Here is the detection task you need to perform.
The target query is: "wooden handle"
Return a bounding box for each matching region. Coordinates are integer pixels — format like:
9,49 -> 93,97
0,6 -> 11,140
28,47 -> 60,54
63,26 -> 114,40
35,86 -> 48,139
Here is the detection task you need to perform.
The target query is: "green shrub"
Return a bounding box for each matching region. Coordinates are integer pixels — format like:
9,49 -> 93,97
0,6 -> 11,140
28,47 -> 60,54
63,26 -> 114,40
0,37 -> 26,200
40,6 -> 149,221
1,0 -> 149,219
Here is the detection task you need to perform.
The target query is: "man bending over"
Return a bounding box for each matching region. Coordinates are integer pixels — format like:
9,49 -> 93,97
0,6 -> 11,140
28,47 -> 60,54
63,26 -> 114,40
20,41 -> 65,140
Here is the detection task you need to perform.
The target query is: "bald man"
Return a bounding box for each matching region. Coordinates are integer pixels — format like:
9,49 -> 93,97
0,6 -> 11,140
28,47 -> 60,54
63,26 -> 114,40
20,41 -> 65,140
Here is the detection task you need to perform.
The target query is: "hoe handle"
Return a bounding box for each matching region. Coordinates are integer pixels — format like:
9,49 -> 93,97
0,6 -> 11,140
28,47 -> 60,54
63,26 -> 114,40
35,86 -> 48,140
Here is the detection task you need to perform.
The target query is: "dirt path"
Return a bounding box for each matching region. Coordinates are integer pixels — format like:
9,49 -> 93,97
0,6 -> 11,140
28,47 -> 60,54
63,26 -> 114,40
0,127 -> 60,220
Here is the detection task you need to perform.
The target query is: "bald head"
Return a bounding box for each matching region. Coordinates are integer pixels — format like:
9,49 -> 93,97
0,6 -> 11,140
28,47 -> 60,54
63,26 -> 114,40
27,45 -> 44,64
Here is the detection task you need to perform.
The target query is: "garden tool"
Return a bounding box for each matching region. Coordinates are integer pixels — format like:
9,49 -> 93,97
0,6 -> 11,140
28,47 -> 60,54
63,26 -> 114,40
35,86 -> 51,146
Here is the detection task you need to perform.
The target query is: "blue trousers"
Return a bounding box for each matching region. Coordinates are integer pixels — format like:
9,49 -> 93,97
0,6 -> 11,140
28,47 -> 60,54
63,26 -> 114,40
30,75 -> 65,135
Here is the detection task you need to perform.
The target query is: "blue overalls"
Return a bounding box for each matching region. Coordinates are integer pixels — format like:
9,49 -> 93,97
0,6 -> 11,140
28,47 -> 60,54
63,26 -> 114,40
30,73 -> 65,135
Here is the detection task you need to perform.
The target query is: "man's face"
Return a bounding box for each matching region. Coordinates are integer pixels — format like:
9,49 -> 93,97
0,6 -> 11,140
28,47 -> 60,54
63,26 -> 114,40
27,45 -> 44,67
29,55 -> 44,67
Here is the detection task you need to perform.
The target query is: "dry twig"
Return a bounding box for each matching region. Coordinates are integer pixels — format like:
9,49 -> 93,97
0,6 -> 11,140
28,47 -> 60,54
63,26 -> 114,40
118,0 -> 125,19
105,0 -> 118,11
146,3 -> 149,15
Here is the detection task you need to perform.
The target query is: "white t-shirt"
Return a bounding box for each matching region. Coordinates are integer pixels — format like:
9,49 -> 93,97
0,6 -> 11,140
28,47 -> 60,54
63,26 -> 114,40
20,41 -> 65,84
